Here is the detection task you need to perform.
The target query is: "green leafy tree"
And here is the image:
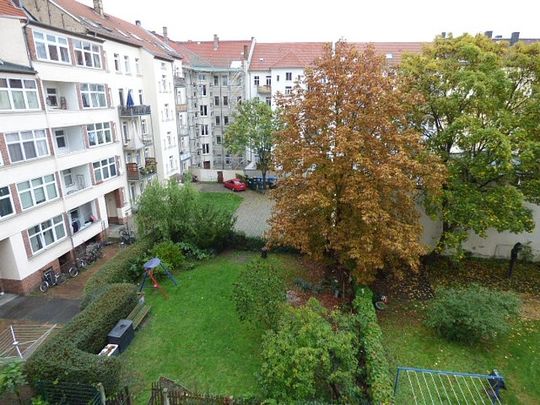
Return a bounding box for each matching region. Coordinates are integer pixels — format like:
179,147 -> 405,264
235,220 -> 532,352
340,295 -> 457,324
259,299 -> 361,402
401,34 -> 540,254
225,99 -> 279,189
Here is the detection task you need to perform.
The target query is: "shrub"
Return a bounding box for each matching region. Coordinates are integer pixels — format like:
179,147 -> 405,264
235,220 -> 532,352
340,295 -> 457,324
0,361 -> 26,404
177,241 -> 212,261
353,287 -> 393,404
84,241 -> 150,295
259,299 -> 362,402
425,284 -> 521,343
227,232 -> 266,251
25,284 -> 137,393
232,259 -> 286,330
151,240 -> 185,273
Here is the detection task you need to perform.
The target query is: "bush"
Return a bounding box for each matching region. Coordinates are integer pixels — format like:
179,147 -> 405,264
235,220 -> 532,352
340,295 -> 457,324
425,284 -> 521,343
177,241 -> 212,261
353,287 -> 393,404
151,240 -> 185,273
84,241 -> 150,295
232,259 -> 286,330
227,232 -> 266,251
25,284 -> 137,393
0,361 -> 26,404
259,299 -> 362,402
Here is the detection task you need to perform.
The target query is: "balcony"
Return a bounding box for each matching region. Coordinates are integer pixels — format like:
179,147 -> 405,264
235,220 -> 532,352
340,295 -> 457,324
257,85 -> 271,94
176,103 -> 188,112
174,76 -> 186,87
69,201 -> 99,235
126,160 -> 157,181
62,164 -> 92,196
54,126 -> 85,156
118,105 -> 151,117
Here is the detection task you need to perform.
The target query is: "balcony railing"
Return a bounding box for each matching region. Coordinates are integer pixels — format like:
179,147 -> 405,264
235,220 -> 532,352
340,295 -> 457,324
257,85 -> 271,94
118,105 -> 151,117
174,76 -> 186,87
126,160 -> 157,181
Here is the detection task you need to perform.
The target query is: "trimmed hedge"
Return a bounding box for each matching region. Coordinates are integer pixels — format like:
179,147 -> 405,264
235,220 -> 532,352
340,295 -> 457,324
84,241 -> 150,295
353,287 -> 393,404
25,283 -> 138,393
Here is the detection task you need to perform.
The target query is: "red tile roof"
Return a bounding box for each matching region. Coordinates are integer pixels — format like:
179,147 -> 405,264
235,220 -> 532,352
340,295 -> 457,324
0,0 -> 26,19
351,42 -> 426,64
52,0 -> 179,60
250,42 -> 329,71
170,39 -> 252,69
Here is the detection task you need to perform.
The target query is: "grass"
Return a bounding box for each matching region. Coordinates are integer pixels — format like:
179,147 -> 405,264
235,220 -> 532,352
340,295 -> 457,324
121,251 -> 301,404
380,302 -> 540,404
199,191 -> 243,216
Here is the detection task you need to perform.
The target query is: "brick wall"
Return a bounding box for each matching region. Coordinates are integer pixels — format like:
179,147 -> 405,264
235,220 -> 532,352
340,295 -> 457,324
0,133 -> 10,165
0,258 -> 60,295
21,230 -> 33,259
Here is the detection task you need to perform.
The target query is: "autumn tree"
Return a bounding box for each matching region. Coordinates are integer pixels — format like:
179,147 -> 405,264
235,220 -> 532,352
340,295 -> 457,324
268,42 -> 444,286
225,99 -> 279,189
401,34 -> 540,254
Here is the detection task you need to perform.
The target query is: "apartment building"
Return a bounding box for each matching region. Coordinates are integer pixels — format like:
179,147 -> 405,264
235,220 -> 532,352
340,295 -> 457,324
171,36 -> 254,170
0,1 -> 129,293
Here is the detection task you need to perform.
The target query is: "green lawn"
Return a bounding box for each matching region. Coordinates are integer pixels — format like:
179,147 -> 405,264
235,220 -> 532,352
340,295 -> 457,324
121,251 -> 300,404
380,303 -> 540,404
199,191 -> 243,215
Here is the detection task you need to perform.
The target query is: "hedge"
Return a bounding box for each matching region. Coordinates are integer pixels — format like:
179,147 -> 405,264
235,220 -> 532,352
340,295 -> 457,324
84,241 -> 150,295
353,287 -> 393,404
25,283 -> 138,393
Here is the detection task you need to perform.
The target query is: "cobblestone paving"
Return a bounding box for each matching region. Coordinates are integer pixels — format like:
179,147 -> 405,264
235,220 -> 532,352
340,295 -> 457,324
196,183 -> 273,237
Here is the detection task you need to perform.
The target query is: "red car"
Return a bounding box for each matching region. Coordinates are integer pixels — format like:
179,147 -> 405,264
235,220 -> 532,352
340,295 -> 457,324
223,178 -> 247,192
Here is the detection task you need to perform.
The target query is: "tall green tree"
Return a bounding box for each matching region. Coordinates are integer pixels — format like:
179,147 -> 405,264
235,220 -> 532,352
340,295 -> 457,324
225,99 -> 278,189
401,34 -> 540,254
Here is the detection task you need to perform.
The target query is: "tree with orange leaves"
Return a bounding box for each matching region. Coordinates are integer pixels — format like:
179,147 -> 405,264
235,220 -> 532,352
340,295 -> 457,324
268,42 -> 445,290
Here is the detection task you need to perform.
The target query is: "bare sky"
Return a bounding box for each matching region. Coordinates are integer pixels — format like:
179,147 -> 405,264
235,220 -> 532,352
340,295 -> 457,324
79,0 -> 540,43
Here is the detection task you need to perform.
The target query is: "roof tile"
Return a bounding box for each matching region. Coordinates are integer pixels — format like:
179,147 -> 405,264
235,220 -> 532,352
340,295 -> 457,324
0,0 -> 26,19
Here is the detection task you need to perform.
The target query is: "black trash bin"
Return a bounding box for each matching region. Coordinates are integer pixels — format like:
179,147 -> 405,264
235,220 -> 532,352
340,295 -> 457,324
107,320 -> 134,353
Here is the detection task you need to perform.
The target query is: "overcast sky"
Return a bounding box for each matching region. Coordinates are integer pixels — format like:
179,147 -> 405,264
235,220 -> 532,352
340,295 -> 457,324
79,0 -> 540,43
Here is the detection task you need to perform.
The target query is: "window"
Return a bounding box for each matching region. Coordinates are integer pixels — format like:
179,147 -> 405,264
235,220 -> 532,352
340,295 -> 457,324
55,130 -> 66,151
265,76 -> 271,86
202,143 -> 210,154
212,96 -> 219,106
0,187 -> 14,218
265,96 -> 271,106
222,75 -> 228,86
141,119 -> 148,135
93,157 -> 117,182
122,122 -> 129,143
0,78 -> 40,110
17,174 -> 58,210
202,85 -> 207,96
62,169 -> 74,187
237,96 -> 242,104
45,87 -> 58,108
200,105 -> 208,116
285,86 -> 292,95
28,215 -> 66,254
73,40 -> 101,68
6,130 -> 49,163
224,116 -> 229,125
198,74 -> 206,81
216,136 -> 222,144
87,122 -> 112,146
286,72 -> 292,81
201,125 -> 209,135
215,116 -> 221,125
33,31 -> 70,63
135,58 -> 141,74
254,76 -> 259,86
213,76 -> 219,86
164,104 -> 170,120
276,75 -> 280,82
138,89 -> 143,105
124,56 -> 131,74
223,96 -> 228,106
81,83 -> 107,108
161,75 -> 167,92
113,53 -> 120,72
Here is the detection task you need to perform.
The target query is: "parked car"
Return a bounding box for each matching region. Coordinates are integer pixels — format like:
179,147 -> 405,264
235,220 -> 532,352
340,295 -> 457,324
224,179 -> 247,192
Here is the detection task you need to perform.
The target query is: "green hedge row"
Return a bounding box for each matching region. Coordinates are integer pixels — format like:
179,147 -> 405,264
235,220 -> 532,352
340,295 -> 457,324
84,241 -> 150,295
353,287 -> 393,404
25,283 -> 138,393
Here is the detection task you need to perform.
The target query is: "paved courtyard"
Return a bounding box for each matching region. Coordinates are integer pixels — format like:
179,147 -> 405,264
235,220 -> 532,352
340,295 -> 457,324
196,183 -> 274,238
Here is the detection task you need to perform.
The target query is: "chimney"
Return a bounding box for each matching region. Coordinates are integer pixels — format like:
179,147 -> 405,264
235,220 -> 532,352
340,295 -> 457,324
93,0 -> 104,16
162,26 -> 168,39
243,45 -> 248,60
135,20 -> 141,26
484,31 -> 493,39
213,34 -> 219,50
510,32 -> 520,45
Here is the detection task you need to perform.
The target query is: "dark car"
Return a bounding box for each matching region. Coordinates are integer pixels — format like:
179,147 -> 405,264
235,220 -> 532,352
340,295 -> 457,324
224,178 -> 247,192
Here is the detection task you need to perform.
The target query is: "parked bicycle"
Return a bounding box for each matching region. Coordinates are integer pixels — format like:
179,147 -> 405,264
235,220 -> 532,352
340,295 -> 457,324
120,227 -> 136,246
66,257 -> 86,278
39,268 -> 67,293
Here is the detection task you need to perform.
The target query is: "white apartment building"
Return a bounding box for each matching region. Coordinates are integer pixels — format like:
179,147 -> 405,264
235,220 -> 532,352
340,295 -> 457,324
0,3 -> 129,293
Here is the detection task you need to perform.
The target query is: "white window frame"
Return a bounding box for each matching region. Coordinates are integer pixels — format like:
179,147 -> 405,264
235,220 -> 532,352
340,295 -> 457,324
81,83 -> 107,109
222,75 -> 228,86
17,174 -> 59,210
201,124 -> 209,136
28,215 -> 66,254
286,72 -> 292,81
285,86 -> 292,95
73,40 -> 102,68
113,53 -> 121,72
254,76 -> 259,86
265,76 -> 271,86
33,30 -> 70,64
200,105 -> 208,116
93,157 -> 117,182
87,122 -> 112,147
5,130 -> 49,163
0,186 -> 15,219
124,55 -> 131,74
202,143 -> 209,154
62,168 -> 74,187
135,58 -> 141,75
0,78 -> 40,111
223,96 -> 229,106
